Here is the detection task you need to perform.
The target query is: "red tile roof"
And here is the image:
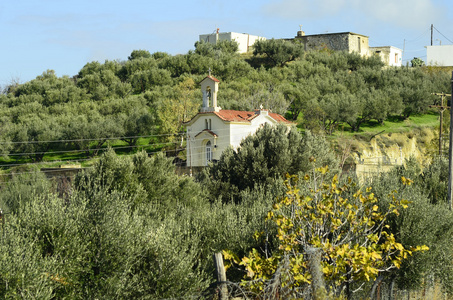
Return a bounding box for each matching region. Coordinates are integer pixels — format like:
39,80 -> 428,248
184,110 -> 292,125
201,75 -> 220,83
214,110 -> 292,124
214,110 -> 257,122
268,112 -> 292,123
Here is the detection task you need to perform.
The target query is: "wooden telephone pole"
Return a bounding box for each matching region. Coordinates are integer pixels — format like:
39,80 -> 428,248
448,72 -> 453,210
430,93 -> 451,156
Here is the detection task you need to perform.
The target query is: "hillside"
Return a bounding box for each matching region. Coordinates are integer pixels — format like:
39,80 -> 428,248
0,40 -> 451,171
1,40 -> 453,299
327,112 -> 441,178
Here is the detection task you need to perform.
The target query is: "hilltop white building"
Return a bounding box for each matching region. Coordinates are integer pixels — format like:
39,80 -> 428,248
199,30 -> 266,54
370,46 -> 403,67
427,45 -> 453,66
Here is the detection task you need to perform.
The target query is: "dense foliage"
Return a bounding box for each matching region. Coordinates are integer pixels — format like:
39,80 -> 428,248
368,159 -> 453,292
1,147 -> 452,298
225,170 -> 428,299
0,41 -> 450,163
200,123 -> 338,202
0,40 -> 452,299
0,149 -> 277,298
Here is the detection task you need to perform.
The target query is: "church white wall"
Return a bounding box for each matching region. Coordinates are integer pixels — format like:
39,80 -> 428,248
229,114 -> 278,148
186,111 -> 289,167
229,123 -> 253,148
186,114 -> 231,167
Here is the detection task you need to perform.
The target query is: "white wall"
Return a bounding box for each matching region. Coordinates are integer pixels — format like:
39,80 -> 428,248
186,111 -> 289,167
427,45 -> 453,66
186,114 -> 232,167
199,32 -> 266,54
186,113 -> 276,166
370,46 -> 402,67
388,46 -> 403,67
229,113 -> 277,147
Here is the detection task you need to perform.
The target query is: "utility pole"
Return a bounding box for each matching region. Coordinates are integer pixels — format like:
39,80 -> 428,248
403,39 -> 406,63
448,72 -> 453,210
431,24 -> 434,46
430,93 -> 451,156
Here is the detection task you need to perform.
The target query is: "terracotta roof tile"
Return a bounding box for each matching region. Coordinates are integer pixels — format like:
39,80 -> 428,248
269,112 -> 292,123
184,110 -> 292,125
214,110 -> 292,124
200,75 -> 220,83
214,110 -> 257,122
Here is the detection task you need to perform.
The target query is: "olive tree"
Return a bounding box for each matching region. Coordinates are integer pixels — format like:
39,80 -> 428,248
201,124 -> 338,203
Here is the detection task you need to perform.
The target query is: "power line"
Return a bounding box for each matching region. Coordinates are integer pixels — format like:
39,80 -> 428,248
5,142 -> 175,157
0,143 -> 190,170
0,133 -> 185,145
404,27 -> 431,44
0,174 -> 78,188
0,131 -> 236,172
433,26 -> 453,44
2,125 -> 240,147
0,126 -> 237,157
403,48 -> 428,53
0,124 -> 286,171
0,124 -> 296,181
0,157 -> 95,168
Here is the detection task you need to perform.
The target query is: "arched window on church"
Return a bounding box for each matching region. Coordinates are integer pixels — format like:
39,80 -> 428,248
206,141 -> 212,166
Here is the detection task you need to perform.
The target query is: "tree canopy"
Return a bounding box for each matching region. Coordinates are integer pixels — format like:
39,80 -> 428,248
0,40 -> 452,298
224,170 -> 429,299
201,124 -> 338,202
0,44 -> 449,163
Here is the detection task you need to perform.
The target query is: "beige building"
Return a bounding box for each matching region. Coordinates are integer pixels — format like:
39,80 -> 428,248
294,31 -> 370,56
184,75 -> 291,167
290,30 -> 402,67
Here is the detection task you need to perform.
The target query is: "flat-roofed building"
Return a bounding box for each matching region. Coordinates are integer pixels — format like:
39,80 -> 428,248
293,31 -> 370,56
427,45 -> 453,66
199,30 -> 266,53
371,46 -> 403,67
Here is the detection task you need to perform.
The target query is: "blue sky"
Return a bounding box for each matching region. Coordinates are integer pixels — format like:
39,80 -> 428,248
1,0 -> 452,86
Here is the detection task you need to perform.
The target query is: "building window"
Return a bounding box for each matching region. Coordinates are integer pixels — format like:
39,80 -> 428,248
395,53 -> 398,64
209,119 -> 212,130
205,119 -> 209,129
206,141 -> 212,165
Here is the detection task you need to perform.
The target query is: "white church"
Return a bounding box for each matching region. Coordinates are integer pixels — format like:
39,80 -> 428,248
184,75 -> 292,167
